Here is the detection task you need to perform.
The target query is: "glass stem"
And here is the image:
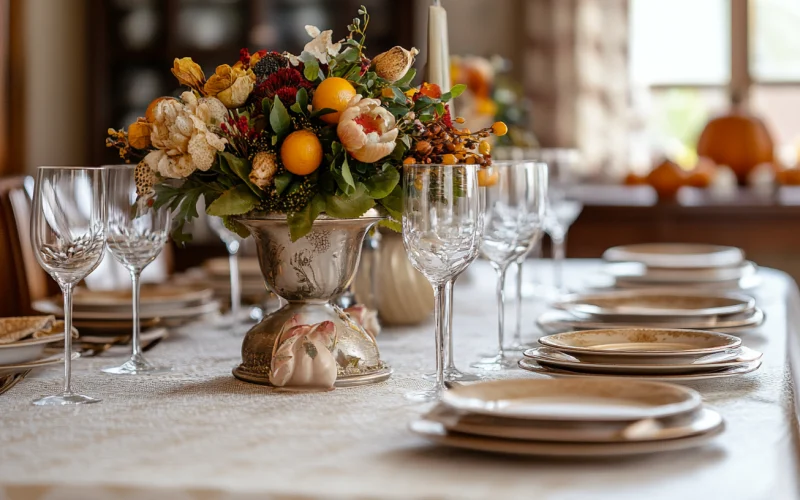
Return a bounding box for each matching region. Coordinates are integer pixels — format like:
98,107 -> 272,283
513,259 -> 524,347
433,282 -> 447,394
61,283 -> 74,395
130,269 -> 143,358
495,265 -> 508,358
229,250 -> 241,320
444,279 -> 455,371
552,233 -> 566,293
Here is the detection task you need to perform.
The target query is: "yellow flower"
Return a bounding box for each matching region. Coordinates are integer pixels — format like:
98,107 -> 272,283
127,118 -> 152,149
404,88 -> 419,99
380,87 -> 395,99
203,64 -> 256,108
171,57 -> 205,91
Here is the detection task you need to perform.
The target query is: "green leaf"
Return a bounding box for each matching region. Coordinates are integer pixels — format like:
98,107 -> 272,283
391,87 -> 407,104
296,87 -> 309,112
290,102 -> 303,114
219,152 -> 261,196
222,216 -> 251,238
362,165 -> 399,199
325,183 -> 375,219
378,184 -> 402,220
378,218 -> 401,233
310,107 -> 337,119
304,58 -> 322,81
341,156 -> 356,190
261,98 -> 272,117
270,96 -> 291,138
274,171 -> 293,196
287,194 -> 326,242
449,83 -> 467,99
394,68 -> 416,88
206,184 -> 260,216
342,47 -> 360,63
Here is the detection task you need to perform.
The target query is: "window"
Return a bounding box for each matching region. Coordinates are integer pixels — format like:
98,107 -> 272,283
629,0 -> 800,171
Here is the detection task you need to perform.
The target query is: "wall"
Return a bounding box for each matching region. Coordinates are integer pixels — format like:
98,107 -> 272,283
20,0 -> 88,173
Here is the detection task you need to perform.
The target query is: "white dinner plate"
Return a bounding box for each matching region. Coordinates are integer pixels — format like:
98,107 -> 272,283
607,261 -> 757,283
409,416 -> 724,458
554,290 -> 755,319
33,298 -> 220,321
0,352 -> 80,375
523,346 -> 763,375
536,308 -> 765,335
603,243 -> 745,269
440,379 -> 701,422
538,328 -> 742,364
425,404 -> 723,443
518,358 -> 762,381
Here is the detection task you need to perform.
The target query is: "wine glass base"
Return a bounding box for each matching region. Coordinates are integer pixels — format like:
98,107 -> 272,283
102,356 -> 172,375
33,392 -> 101,406
470,355 -> 520,371
405,387 -> 443,403
422,367 -> 485,382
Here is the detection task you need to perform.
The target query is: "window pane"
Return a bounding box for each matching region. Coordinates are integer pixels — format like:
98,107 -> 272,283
750,0 -> 800,81
751,85 -> 800,163
629,0 -> 730,85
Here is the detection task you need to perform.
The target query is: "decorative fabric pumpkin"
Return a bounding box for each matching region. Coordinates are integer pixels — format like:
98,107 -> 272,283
696,112 -> 774,185
269,316 -> 338,389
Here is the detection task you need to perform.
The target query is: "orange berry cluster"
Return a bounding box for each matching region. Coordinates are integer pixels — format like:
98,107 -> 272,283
405,118 -> 507,166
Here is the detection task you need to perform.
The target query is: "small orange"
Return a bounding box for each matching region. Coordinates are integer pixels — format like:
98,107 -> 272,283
646,159 -> 686,200
280,130 -> 323,176
623,172 -> 647,186
478,167 -> 499,187
312,77 -> 357,124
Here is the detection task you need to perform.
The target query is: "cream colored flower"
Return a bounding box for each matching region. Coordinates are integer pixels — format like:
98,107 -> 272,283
144,92 -> 227,179
249,151 -> 279,189
203,64 -> 256,108
302,25 -> 342,64
337,95 -> 398,163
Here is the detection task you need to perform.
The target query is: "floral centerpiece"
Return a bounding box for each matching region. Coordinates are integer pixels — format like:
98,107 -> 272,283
107,6 -> 506,243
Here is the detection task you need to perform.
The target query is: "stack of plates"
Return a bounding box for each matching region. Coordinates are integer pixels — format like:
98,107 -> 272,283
175,257 -> 269,303
538,289 -> 764,334
601,243 -> 760,290
32,285 -> 219,335
410,379 -> 724,457
0,316 -> 77,377
519,328 -> 762,381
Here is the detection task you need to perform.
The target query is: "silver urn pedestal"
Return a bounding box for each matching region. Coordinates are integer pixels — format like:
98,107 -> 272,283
232,210 -> 392,387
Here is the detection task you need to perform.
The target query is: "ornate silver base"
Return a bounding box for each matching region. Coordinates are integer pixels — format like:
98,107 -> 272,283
233,364 -> 393,388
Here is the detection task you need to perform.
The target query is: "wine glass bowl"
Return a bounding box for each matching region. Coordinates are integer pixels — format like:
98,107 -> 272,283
208,215 -> 246,326
31,166 -> 107,405
102,165 -> 171,375
403,164 -> 482,402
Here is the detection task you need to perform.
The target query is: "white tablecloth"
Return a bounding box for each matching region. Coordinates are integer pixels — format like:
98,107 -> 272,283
1,261 -> 799,500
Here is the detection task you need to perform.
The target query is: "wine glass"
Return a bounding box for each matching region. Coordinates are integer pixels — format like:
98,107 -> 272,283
31,166 -> 106,405
471,161 -> 547,371
208,215 -> 245,325
403,163 -> 483,402
102,165 -> 171,375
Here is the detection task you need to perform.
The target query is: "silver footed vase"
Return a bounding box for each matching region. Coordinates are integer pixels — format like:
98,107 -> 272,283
232,210 -> 392,387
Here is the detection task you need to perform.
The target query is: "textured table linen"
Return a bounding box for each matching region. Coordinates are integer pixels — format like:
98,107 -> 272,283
1,260 -> 799,500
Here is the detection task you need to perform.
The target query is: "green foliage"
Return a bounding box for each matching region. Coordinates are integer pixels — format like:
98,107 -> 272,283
287,194 -> 327,241
325,183 -> 375,219
270,97 -> 292,139
207,184 -> 260,216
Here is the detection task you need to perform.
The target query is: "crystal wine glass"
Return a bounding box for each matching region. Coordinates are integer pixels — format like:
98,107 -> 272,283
208,215 -> 245,325
31,166 -> 106,405
403,163 -> 483,402
471,161 -> 548,371
102,165 -> 171,375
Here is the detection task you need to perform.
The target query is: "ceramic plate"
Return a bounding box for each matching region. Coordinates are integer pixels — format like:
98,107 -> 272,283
538,328 -> 742,364
72,317 -> 163,335
536,308 -> 765,335
203,257 -> 262,277
607,261 -> 757,283
0,332 -> 64,365
518,358 -> 762,381
72,286 -> 214,312
603,243 -> 744,269
523,346 -> 762,375
33,298 -> 220,321
409,417 -> 724,458
425,404 -> 723,443
555,290 -> 755,319
0,352 -> 80,375
440,379 -> 701,421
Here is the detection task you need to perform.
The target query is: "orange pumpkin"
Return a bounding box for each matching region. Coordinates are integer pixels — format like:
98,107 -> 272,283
776,168 -> 800,186
647,159 -> 686,200
685,157 -> 716,188
696,112 -> 774,185
624,172 -> 648,186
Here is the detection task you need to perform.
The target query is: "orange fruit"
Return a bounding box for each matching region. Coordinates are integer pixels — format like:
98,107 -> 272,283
623,172 -> 647,186
312,77 -> 357,124
646,159 -> 686,200
478,167 -> 499,187
145,96 -> 175,123
685,157 -> 716,188
777,168 -> 800,185
280,130 -> 323,176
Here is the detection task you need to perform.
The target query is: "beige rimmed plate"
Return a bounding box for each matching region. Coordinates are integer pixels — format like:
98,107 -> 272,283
555,290 -> 755,319
203,257 -> 262,277
439,379 -> 701,422
538,328 -> 742,364
0,352 -> 80,375
409,416 -> 724,458
607,261 -> 757,283
33,298 -> 220,321
524,346 -> 763,375
72,285 -> 214,312
536,308 -> 765,335
519,358 -> 762,381
603,243 -> 744,269
424,404 -> 723,443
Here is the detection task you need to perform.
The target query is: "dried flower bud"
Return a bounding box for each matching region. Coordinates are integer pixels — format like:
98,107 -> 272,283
371,46 -> 419,82
128,118 -> 152,149
171,57 -> 205,91
249,151 -> 279,189
204,64 -> 256,108
134,160 -> 157,197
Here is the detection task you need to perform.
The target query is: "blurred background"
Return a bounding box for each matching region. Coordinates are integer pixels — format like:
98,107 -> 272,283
2,0 -> 800,277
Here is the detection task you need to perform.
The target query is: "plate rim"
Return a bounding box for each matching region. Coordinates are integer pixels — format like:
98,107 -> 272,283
555,290 -> 755,318
602,243 -> 745,269
518,358 -> 762,381
536,308 -> 765,332
33,299 -> 220,320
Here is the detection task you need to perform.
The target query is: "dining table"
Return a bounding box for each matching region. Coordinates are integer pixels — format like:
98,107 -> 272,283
1,260 -> 799,500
